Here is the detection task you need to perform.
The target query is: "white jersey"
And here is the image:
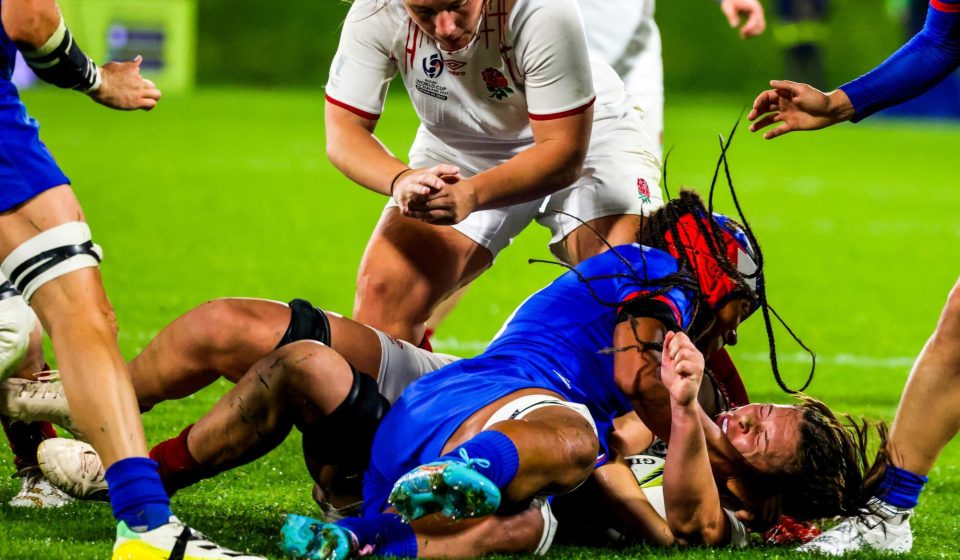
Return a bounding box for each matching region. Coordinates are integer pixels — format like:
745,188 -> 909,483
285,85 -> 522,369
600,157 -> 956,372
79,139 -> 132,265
577,0 -> 663,155
326,0 -> 641,171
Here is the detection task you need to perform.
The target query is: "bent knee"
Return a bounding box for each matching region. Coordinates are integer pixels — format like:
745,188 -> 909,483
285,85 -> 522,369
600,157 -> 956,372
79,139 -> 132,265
552,419 -> 600,486
266,341 -> 351,387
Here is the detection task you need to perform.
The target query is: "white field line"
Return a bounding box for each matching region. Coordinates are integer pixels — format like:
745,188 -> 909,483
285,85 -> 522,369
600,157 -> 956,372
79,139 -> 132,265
430,337 -> 916,370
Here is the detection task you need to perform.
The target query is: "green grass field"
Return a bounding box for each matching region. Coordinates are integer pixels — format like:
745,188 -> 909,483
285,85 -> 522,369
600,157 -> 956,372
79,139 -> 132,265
1,86 -> 958,559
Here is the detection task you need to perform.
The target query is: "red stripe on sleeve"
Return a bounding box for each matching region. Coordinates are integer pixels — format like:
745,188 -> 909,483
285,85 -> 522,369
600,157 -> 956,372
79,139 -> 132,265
528,97 -> 596,121
931,0 -> 960,13
325,94 -> 381,121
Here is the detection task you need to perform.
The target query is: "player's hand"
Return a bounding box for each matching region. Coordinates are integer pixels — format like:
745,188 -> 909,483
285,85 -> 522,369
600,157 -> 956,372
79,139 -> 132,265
720,0 -> 766,39
659,331 -> 705,408
748,80 -> 856,139
403,178 -> 478,226
392,164 -> 462,214
89,56 -> 162,111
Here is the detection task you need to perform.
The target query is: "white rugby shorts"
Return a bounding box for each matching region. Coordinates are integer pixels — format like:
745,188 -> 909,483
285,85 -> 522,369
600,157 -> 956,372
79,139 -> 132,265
386,114 -> 662,259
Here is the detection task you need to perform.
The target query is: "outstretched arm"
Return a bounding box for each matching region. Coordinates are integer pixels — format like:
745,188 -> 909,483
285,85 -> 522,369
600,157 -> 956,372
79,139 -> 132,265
659,331 -> 730,546
1,0 -> 160,109
749,1 -> 960,138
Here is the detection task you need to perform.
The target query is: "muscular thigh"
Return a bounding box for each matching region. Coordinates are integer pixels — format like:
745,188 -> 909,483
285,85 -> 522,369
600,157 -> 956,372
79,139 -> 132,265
353,208 -> 492,338
538,125 -> 662,264
0,185 -> 84,256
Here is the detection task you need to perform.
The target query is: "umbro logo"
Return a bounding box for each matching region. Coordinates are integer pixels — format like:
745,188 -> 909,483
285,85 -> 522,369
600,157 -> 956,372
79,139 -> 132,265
446,59 -> 467,76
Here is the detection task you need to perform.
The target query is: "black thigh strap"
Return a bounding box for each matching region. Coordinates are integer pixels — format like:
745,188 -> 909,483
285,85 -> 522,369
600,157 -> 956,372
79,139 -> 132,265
277,298 -> 331,348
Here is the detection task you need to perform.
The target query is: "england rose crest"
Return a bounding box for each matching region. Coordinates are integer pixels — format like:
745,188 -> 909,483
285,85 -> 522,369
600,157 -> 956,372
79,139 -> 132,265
482,67 -> 513,100
637,178 -> 652,203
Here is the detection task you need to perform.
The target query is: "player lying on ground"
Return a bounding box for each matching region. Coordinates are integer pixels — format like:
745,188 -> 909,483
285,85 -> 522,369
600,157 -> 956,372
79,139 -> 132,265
276,191 -> 875,559
35,191 -> 872,555
9,276 -> 749,552
747,0 -> 960,553
0,294 -> 454,494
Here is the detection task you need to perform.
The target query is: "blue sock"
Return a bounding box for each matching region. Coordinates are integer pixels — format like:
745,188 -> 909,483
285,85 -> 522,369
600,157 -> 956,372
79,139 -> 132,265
874,464 -> 928,509
338,513 -> 417,557
440,430 -> 519,490
104,457 -> 173,531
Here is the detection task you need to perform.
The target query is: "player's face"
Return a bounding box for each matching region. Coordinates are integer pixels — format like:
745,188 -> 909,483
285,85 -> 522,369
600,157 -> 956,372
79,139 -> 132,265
700,297 -> 753,358
404,0 -> 486,51
715,403 -> 803,475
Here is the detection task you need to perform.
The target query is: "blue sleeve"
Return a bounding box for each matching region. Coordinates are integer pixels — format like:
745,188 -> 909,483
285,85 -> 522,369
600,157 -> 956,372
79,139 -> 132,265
840,1 -> 960,121
840,0 -> 960,122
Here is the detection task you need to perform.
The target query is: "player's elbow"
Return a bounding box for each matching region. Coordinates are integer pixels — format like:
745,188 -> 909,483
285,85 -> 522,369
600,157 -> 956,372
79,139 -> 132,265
3,9 -> 60,49
553,146 -> 587,187
667,511 -> 726,547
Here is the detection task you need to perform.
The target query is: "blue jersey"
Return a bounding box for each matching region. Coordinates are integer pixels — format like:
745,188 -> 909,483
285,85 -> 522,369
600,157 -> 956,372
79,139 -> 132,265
0,2 -> 70,212
362,244 -> 694,515
842,0 -> 960,120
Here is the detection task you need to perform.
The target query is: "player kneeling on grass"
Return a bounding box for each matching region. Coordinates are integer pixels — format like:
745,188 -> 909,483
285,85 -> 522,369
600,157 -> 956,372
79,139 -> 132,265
275,191 -> 879,559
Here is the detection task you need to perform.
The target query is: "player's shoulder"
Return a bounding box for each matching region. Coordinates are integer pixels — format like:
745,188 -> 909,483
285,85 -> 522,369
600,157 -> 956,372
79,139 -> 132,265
507,0 -> 581,29
343,0 -> 407,29
594,243 -> 679,276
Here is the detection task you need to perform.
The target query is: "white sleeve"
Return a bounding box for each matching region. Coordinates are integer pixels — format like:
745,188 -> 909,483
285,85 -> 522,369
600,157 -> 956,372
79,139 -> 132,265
722,508 -> 750,548
511,0 -> 596,119
324,0 -> 398,119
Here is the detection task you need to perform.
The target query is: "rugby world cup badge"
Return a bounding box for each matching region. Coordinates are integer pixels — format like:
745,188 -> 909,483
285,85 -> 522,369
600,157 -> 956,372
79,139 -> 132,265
422,53 -> 444,78
416,53 -> 450,100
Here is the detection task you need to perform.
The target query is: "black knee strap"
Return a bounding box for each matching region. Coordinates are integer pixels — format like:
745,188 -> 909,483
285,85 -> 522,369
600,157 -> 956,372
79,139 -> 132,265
301,368 -> 390,473
277,298 -> 331,348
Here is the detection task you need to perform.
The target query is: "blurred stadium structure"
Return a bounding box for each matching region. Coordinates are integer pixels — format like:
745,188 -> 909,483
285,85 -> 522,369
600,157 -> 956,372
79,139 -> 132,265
13,0 -> 960,115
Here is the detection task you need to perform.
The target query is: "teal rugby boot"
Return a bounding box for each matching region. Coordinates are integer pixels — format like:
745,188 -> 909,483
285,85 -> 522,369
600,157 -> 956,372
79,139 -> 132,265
388,450 -> 501,522
280,514 -> 356,560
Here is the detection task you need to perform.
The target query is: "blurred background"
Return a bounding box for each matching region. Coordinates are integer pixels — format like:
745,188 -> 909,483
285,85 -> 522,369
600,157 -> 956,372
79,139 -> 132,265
14,0 -> 960,118
4,2 -> 960,557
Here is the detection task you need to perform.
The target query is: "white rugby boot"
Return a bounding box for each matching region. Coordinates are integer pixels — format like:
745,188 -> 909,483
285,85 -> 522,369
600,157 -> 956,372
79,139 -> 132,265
37,437 -> 108,500
0,375 -> 84,440
113,517 -> 266,560
8,465 -> 74,508
796,497 -> 913,555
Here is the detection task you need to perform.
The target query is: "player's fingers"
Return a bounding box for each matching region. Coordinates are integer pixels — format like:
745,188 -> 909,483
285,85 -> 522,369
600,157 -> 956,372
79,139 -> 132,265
748,90 -> 777,120
741,8 -> 766,38
407,209 -> 454,224
144,88 -> 162,101
769,80 -> 802,96
735,510 -> 754,523
662,331 -> 676,360
416,174 -> 446,190
720,2 -> 741,28
133,55 -> 143,67
749,113 -> 781,132
143,77 -> 157,89
763,123 -> 793,140
138,98 -> 158,111
430,164 -> 461,177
